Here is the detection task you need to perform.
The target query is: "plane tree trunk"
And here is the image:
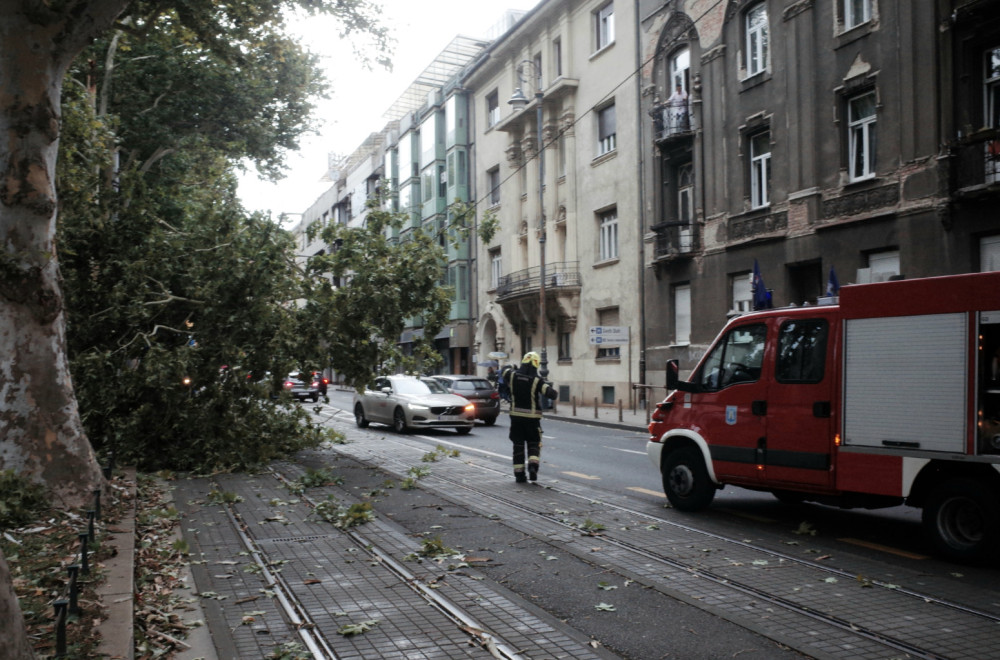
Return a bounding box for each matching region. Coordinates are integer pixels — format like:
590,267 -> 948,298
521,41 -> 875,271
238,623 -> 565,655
0,2 -> 128,654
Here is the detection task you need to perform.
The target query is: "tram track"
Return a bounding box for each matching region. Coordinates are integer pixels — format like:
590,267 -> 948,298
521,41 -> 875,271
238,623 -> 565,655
319,417 -> 1000,660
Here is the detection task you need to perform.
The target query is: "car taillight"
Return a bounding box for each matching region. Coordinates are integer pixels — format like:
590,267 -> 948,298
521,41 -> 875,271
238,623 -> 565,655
283,381 -> 294,389
322,378 -> 330,384
311,381 -> 319,387
489,391 -> 499,400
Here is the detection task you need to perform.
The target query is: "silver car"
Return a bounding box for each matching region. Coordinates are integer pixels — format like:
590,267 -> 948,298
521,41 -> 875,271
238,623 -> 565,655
353,375 -> 475,434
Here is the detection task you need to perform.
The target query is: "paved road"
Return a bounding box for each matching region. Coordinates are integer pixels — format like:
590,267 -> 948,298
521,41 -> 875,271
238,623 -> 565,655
174,393 -> 1000,659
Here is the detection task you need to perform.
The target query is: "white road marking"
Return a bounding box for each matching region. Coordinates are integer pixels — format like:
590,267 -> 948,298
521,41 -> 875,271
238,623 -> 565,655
604,446 -> 645,455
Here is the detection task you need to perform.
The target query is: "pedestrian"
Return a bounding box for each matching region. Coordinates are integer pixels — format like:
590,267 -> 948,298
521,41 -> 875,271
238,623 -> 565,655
508,351 -> 557,483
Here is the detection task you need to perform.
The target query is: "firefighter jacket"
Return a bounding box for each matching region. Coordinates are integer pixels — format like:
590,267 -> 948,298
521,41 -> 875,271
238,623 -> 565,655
510,368 -> 557,420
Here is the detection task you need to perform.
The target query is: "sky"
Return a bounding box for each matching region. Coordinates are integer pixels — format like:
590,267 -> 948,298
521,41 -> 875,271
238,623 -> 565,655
237,0 -> 542,221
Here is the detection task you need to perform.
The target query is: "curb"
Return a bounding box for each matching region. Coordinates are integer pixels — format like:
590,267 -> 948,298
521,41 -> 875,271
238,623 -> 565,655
545,412 -> 648,434
95,467 -> 136,660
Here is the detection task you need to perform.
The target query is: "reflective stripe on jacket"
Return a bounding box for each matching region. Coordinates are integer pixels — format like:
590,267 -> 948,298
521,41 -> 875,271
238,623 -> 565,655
509,371 -> 556,419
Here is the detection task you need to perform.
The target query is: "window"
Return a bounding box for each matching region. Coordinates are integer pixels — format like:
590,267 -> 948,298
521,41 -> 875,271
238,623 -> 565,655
750,131 -> 771,209
597,307 -> 620,358
696,324 -> 766,390
674,284 -> 691,345
487,166 -> 501,206
553,38 -> 563,77
867,250 -> 899,282
843,0 -> 871,30
487,90 -> 500,128
595,2 -> 614,51
732,273 -> 752,313
848,92 -> 876,181
533,52 -> 543,89
745,3 -> 769,77
597,103 -> 617,156
598,208 -> 618,261
677,163 -> 693,250
490,249 -> 502,289
985,47 -> 1000,183
982,235 -> 1000,272
777,319 -> 829,384
557,132 -> 567,178
558,327 -> 571,360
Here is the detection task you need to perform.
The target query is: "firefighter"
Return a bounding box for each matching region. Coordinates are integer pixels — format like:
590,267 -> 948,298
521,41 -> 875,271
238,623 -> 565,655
509,351 -> 558,482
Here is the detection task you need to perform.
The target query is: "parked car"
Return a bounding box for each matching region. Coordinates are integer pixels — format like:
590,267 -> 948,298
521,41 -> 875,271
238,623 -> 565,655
432,375 -> 501,425
283,372 -> 321,402
353,375 -> 475,434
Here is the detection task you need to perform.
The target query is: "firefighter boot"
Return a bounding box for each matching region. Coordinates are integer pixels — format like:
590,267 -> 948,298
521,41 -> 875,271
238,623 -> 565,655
528,462 -> 539,482
514,470 -> 528,483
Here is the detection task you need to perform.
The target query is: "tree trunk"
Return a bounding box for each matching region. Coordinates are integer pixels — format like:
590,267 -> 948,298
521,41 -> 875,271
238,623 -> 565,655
0,3 -> 110,508
0,0 -> 129,648
0,549 -> 33,659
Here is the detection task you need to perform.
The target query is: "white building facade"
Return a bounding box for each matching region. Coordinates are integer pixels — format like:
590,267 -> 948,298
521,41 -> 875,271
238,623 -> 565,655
466,0 -> 644,407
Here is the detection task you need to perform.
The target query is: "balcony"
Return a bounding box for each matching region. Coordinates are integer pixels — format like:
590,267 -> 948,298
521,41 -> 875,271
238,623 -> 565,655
495,261 -> 581,301
651,222 -> 696,262
951,129 -> 1000,196
651,105 -> 696,144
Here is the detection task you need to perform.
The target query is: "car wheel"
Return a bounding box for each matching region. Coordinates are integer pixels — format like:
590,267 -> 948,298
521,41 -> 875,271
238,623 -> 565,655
456,426 -> 472,435
484,416 -> 497,427
662,446 -> 716,512
393,407 -> 408,433
354,403 -> 369,428
923,479 -> 999,562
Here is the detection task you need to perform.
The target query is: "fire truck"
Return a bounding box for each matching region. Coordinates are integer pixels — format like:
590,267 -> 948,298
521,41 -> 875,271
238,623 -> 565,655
647,271 -> 1000,562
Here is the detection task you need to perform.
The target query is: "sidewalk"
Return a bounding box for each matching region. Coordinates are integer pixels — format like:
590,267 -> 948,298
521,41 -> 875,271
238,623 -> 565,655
545,398 -> 652,433
96,405 -> 643,660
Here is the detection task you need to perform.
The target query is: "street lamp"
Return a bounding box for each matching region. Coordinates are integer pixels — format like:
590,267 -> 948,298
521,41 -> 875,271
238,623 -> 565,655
509,60 -> 549,380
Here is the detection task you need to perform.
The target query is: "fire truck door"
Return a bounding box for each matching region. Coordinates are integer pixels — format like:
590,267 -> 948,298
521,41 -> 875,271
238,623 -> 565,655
687,323 -> 769,486
762,318 -> 835,488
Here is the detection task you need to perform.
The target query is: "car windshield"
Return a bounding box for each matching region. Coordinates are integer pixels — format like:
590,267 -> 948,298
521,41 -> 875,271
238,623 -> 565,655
391,378 -> 433,395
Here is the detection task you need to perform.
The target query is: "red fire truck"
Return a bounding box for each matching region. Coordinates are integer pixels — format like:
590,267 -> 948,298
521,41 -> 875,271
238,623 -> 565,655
647,271 -> 1000,561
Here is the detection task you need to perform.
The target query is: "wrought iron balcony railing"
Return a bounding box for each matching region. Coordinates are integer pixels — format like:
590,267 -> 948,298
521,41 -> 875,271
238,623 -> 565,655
494,261 -> 581,301
951,128 -> 1000,192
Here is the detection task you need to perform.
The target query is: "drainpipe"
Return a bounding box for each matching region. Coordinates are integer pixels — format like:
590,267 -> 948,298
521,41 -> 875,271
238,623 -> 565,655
635,0 -> 648,406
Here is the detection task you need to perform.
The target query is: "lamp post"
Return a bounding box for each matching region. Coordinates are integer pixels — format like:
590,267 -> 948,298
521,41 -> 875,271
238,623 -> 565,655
509,60 -> 549,379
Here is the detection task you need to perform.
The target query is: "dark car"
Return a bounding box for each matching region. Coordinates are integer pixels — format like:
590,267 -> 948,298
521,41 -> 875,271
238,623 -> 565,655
432,375 -> 501,425
283,372 -> 321,402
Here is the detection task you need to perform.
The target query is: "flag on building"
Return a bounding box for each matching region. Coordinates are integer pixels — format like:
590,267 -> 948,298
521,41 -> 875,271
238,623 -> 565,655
826,266 -> 840,297
752,259 -> 772,310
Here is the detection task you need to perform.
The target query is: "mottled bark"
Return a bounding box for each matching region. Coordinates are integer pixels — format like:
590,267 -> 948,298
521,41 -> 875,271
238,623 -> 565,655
0,0 -> 129,650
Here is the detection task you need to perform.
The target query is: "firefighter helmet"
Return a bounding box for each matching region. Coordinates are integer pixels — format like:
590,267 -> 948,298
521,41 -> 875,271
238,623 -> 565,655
521,351 -> 541,368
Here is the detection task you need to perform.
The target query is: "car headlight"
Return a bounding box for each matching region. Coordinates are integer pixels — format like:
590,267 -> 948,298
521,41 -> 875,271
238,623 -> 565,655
464,404 -> 475,414
407,403 -> 430,411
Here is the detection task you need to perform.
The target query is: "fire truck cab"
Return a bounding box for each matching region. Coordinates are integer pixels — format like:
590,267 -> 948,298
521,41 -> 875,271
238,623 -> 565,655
647,272 -> 1000,562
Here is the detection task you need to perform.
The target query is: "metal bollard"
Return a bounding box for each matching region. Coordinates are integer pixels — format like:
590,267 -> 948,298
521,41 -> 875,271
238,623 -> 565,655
86,510 -> 96,543
54,599 -> 69,657
618,399 -> 623,422
78,533 -> 90,575
67,565 -> 81,616
594,397 -> 598,419
93,489 -> 102,521
572,395 -> 577,416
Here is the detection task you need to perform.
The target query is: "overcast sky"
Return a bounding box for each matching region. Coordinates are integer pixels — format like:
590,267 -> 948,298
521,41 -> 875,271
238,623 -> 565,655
237,0 -> 541,221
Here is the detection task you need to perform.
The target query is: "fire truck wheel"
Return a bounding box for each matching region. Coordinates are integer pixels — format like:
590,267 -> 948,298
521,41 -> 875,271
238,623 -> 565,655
662,447 -> 715,512
922,479 -> 1000,563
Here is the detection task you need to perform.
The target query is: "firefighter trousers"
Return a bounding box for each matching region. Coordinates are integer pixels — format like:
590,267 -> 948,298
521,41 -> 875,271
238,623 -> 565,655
509,415 -> 542,476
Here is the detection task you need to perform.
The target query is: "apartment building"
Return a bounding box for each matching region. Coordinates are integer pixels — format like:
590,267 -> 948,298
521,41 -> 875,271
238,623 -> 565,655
638,0 -> 1000,384
467,0 -> 644,407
